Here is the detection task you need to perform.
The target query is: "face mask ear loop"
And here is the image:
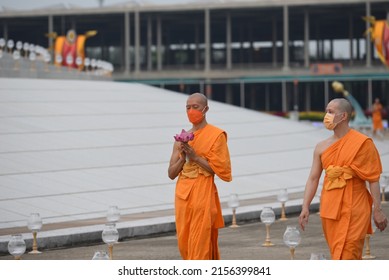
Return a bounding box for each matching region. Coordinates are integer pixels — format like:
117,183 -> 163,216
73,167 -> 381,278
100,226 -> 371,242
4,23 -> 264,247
334,112 -> 345,125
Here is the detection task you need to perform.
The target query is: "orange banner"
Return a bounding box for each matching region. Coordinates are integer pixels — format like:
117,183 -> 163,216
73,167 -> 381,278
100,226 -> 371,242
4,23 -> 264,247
383,23 -> 389,66
310,63 -> 342,75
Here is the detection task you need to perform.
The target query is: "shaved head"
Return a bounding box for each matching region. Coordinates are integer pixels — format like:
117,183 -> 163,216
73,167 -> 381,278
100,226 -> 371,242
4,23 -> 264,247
188,93 -> 208,106
331,98 -> 353,121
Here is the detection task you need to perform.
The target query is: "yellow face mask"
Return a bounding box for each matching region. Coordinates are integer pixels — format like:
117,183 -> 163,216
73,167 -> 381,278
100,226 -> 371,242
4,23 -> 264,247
323,113 -> 341,130
323,112 -> 338,130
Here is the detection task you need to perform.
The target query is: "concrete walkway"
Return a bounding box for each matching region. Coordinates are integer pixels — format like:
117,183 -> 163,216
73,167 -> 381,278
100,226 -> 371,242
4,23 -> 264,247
0,201 -> 388,260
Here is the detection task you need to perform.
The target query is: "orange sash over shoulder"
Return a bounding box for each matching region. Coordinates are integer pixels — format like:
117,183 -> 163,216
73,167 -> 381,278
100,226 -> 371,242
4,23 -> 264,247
175,124 -> 232,260
320,129 -> 378,220
320,129 -> 382,260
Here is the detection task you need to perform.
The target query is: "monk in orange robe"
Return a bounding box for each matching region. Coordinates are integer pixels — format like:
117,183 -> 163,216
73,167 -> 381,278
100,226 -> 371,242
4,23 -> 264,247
168,93 -> 232,260
299,98 -> 387,260
372,98 -> 384,137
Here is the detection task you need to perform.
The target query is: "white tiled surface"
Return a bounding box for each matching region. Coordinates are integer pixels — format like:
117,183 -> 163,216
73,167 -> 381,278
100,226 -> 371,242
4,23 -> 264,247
1,77 -> 389,230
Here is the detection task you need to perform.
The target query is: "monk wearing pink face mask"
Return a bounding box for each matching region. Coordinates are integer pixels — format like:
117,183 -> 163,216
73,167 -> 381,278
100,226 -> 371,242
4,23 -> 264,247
168,93 -> 232,260
299,98 -> 387,259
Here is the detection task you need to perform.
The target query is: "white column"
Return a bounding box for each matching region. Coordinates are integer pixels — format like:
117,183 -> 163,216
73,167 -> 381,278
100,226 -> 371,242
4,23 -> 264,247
157,16 -> 162,71
365,2 -> 371,67
48,15 -> 54,57
226,12 -> 232,70
349,13 -> 354,65
304,10 -> 310,68
272,16 -> 277,67
124,12 -> 130,73
283,5 -> 290,71
195,24 -> 200,69
205,9 -> 211,72
147,15 -> 152,71
265,84 -> 270,111
135,10 -> 140,73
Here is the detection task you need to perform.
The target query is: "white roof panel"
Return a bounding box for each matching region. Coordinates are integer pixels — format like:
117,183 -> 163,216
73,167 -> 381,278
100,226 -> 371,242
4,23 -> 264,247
1,77 -> 389,232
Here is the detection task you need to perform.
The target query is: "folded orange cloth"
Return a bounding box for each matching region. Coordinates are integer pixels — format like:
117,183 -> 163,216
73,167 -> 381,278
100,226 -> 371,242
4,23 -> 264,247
324,165 -> 355,191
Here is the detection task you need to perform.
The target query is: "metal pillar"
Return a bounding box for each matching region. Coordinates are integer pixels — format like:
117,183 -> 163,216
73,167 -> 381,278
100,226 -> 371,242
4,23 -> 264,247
324,80 -> 329,107
200,81 -> 204,94
2,23 -> 8,40
240,81 -> 245,108
282,81 -> 287,112
226,84 -> 233,105
305,83 -> 311,112
368,79 -> 373,108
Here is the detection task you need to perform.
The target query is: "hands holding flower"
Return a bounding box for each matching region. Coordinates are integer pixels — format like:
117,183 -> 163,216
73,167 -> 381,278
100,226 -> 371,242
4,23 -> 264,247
174,129 -> 195,162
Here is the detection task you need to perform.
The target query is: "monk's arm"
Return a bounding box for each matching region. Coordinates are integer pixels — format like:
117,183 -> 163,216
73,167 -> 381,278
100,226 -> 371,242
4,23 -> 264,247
299,144 -> 323,230
182,142 -> 215,175
192,155 -> 215,175
369,181 -> 388,232
370,181 -> 382,210
168,142 -> 186,180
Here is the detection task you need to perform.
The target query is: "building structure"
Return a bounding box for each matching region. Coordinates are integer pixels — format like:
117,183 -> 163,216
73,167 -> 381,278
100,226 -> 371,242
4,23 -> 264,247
1,0 -> 389,113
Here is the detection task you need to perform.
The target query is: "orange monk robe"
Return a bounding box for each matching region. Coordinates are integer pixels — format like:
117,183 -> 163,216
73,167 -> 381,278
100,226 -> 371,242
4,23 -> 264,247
175,124 -> 232,260
320,129 -> 382,260
372,103 -> 383,131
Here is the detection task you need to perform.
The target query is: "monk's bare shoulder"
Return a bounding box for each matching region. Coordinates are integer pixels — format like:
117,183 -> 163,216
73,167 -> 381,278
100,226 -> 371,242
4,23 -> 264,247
315,136 -> 336,156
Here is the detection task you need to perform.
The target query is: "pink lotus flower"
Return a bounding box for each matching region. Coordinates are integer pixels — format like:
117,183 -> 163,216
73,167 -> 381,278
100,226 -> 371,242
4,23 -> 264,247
174,129 -> 194,142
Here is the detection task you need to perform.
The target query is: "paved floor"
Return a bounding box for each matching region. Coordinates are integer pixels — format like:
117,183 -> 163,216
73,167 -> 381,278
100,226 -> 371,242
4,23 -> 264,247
1,202 -> 387,260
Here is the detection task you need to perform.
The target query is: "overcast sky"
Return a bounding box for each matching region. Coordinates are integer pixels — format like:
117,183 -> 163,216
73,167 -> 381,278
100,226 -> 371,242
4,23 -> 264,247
0,0 -> 185,10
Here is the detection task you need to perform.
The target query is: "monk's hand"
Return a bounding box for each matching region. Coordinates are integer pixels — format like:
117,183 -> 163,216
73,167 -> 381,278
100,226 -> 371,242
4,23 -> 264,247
374,208 -> 388,232
299,209 -> 309,231
182,143 -> 197,161
176,143 -> 186,162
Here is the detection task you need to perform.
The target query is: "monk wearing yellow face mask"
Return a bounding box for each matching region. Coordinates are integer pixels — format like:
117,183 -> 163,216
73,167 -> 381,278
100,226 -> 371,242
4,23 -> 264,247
168,93 -> 232,260
299,98 -> 387,260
